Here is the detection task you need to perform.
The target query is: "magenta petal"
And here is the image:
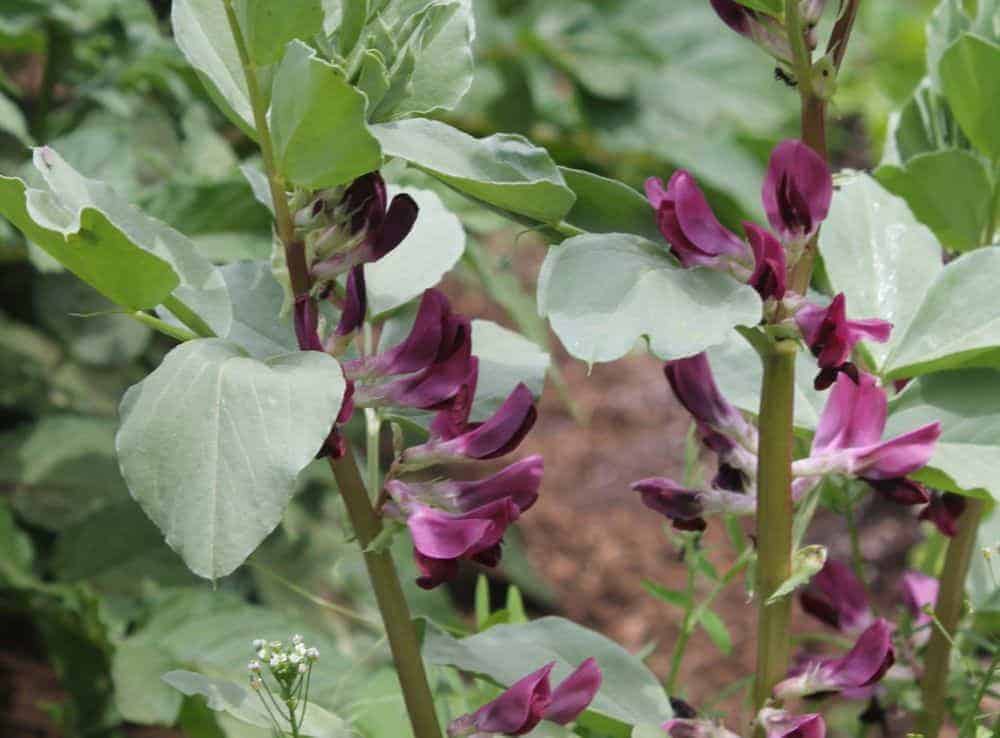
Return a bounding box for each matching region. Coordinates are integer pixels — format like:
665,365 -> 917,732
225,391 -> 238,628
919,492 -> 966,537
854,422 -> 941,479
812,372 -> 887,455
454,455 -> 544,513
429,359 -> 479,440
407,498 -> 518,560
543,659 -> 602,725
475,662 -> 555,736
799,559 -> 872,634
762,140 -> 832,244
796,294 -> 892,373
374,289 -> 450,375
901,570 -> 938,626
866,476 -> 930,506
633,478 -> 706,529
670,171 -> 749,264
827,619 -> 895,689
384,336 -> 475,410
448,383 -> 537,460
745,222 -> 787,300
645,176 -> 670,210
759,709 -> 826,738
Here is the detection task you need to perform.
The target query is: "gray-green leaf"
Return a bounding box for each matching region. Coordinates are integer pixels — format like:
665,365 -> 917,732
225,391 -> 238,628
939,34 -> 1000,160
233,0 -> 324,65
538,234 -> 761,365
560,167 -> 661,242
116,339 -> 346,579
269,39 -> 382,189
424,616 -> 673,729
372,118 -> 575,224
470,319 -> 550,421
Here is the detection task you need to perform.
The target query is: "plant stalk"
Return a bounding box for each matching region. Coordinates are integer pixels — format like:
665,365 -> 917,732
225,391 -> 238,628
919,497 -> 986,738
752,338 -> 798,714
329,454 -> 443,738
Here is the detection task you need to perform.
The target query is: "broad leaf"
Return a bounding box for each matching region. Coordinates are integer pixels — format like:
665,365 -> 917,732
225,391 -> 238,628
819,174 -> 943,370
116,339 -> 346,579
470,319 -> 550,421
926,0 -> 970,91
233,0 -> 323,65
876,150 -> 994,253
0,88 -> 32,145
424,616 -> 673,729
365,185 -> 465,318
172,0 -> 254,132
560,167 -> 661,242
538,234 -> 761,365
269,40 -> 381,189
220,261 -> 297,359
886,368 -> 1000,499
0,175 -> 179,311
884,246 -> 1000,379
372,118 -> 575,224
939,34 -> 1000,160
29,147 -> 233,336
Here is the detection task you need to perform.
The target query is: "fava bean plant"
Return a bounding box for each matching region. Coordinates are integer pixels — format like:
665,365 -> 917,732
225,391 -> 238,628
1,1 -> 999,738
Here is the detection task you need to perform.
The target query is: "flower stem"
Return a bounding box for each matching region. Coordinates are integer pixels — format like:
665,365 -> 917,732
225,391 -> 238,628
752,338 -> 798,714
328,453 -> 443,738
919,497 -> 986,738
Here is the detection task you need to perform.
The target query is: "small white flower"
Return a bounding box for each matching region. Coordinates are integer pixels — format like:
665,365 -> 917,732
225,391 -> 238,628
270,640 -> 283,650
248,660 -> 261,673
257,648 -> 270,660
269,654 -> 282,668
252,639 -> 266,650
305,647 -> 320,662
295,642 -> 307,656
298,663 -> 308,674
289,652 -> 302,665
291,634 -> 304,645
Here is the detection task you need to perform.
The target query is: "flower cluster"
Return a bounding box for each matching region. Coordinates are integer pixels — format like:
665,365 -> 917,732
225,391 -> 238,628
326,288 -> 541,589
663,706 -> 826,738
448,659 -> 602,737
247,635 -> 320,735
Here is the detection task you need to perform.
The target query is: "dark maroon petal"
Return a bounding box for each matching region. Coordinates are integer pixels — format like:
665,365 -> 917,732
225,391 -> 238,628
633,478 -> 705,524
762,140 -> 833,244
454,455 -> 544,513
712,463 -> 745,493
866,477 -> 930,506
342,172 -> 387,234
919,492 -> 967,537
334,265 -> 367,337
372,193 -> 419,261
475,663 -> 555,736
384,338 -> 475,410
664,353 -> 746,434
429,359 -> 479,440
471,542 -> 503,568
799,591 -> 843,631
710,0 -> 754,35
451,383 -> 537,460
798,559 -> 871,634
375,289 -> 451,375
544,658 -> 602,725
294,295 -> 324,351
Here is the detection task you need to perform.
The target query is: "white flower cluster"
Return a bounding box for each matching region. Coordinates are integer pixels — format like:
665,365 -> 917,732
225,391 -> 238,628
249,636 -> 320,681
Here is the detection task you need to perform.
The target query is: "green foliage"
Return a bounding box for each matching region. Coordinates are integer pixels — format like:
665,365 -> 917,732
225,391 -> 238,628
116,339 -> 347,579
538,233 -> 762,365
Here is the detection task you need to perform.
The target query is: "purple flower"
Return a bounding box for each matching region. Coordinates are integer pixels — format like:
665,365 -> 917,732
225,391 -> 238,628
795,294 -> 892,389
632,477 -> 755,532
662,719 -> 741,738
309,172 -> 418,280
762,140 -> 833,246
793,372 -> 940,483
709,0 -> 792,61
401,383 -> 538,470
745,222 -> 787,300
865,477 -> 930,506
799,559 -> 874,635
664,353 -> 757,451
386,455 -> 543,515
901,570 -> 938,633
347,290 -> 477,412
402,497 -> 519,589
293,295 -> 324,352
918,492 -> 966,537
448,659 -> 602,737
775,619 -> 895,699
757,708 -> 826,738
334,265 -> 367,337
645,172 -> 751,272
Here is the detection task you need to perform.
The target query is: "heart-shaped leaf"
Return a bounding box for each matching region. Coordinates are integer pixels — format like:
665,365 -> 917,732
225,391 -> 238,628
116,339 -> 346,579
538,234 -> 761,365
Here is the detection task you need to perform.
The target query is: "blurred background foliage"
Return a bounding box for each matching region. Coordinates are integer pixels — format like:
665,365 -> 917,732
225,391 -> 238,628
0,0 -> 946,736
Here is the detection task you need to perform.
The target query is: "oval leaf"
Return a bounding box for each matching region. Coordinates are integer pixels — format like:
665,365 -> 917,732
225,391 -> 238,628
538,234 -> 761,365
939,34 -> 1000,160
116,339 -> 346,579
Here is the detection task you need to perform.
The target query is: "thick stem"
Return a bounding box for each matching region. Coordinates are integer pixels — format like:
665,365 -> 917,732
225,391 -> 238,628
329,454 -> 443,738
162,295 -> 216,338
919,497 -> 986,738
752,338 -> 798,713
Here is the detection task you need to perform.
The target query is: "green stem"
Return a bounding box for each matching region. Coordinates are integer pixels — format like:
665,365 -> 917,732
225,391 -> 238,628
920,497 -> 986,738
129,311 -> 198,342
329,453 -> 443,738
666,545 -> 698,694
846,501 -> 874,607
752,338 -> 798,714
162,295 -> 216,338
